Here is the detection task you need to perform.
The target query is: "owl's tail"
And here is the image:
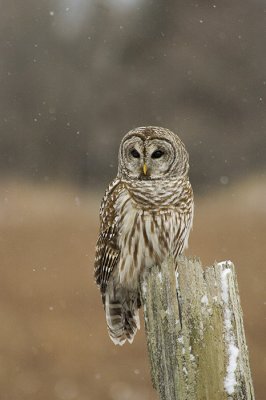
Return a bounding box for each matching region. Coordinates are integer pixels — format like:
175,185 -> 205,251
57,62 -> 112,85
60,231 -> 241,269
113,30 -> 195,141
104,287 -> 140,346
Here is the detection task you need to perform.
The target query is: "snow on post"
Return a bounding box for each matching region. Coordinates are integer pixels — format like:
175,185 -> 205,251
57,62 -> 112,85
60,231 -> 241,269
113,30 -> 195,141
140,256 -> 255,400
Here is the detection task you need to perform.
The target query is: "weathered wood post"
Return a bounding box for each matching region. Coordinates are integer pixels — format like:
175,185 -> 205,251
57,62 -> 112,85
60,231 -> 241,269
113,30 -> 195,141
141,256 -> 255,400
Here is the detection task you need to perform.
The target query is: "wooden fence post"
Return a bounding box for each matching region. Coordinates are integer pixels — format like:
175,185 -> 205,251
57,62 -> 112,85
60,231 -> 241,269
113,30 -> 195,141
140,256 -> 255,400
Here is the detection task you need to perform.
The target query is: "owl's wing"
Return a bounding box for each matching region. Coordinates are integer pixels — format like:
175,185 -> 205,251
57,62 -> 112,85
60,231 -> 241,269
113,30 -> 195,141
94,178 -> 122,296
173,179 -> 194,255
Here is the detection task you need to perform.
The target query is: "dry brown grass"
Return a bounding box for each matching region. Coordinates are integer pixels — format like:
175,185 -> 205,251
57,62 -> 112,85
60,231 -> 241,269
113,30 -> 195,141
0,177 -> 265,399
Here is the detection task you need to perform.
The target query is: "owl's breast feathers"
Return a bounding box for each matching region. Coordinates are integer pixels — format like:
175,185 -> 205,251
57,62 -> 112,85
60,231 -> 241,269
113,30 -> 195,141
94,177 -> 193,294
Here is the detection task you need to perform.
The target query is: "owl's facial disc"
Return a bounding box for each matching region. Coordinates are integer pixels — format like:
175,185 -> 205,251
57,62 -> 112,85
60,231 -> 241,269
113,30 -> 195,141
144,139 -> 175,179
120,136 -> 177,180
118,127 -> 189,180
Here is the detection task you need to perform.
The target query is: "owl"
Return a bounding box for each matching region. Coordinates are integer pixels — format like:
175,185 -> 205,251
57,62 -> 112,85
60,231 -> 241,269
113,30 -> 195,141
94,126 -> 194,345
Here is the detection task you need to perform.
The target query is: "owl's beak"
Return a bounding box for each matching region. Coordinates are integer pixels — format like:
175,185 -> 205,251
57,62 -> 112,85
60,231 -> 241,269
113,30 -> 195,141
143,163 -> 148,175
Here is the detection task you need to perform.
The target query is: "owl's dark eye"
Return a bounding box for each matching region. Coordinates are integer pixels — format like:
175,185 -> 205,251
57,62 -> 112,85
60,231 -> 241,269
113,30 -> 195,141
130,149 -> 140,158
151,150 -> 164,159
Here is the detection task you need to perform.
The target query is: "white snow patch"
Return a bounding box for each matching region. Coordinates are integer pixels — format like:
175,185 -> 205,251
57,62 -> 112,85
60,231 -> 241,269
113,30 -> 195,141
218,260 -> 233,269
201,294 -> 209,305
158,272 -> 162,282
221,267 -> 231,303
177,336 -> 184,344
175,271 -> 179,289
220,263 -> 239,395
224,343 -> 239,394
142,280 -> 147,295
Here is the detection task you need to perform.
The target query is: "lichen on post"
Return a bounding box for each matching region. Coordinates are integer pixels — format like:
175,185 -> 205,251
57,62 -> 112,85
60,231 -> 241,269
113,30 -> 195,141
140,256 -> 255,400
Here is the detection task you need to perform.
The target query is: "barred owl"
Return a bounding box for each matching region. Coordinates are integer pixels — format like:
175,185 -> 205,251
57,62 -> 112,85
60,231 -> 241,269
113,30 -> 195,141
94,126 -> 194,345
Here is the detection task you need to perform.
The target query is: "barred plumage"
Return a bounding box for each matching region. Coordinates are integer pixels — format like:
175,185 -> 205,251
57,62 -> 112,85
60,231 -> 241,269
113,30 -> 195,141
94,126 -> 194,345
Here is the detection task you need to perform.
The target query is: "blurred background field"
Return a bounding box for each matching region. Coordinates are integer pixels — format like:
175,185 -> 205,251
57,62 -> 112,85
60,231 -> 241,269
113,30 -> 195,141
0,178 -> 265,399
0,1 -> 266,399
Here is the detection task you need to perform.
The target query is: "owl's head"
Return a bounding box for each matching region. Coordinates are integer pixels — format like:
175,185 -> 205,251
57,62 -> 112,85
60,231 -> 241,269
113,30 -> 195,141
118,126 -> 189,180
